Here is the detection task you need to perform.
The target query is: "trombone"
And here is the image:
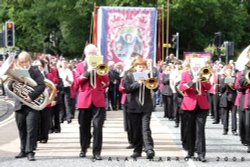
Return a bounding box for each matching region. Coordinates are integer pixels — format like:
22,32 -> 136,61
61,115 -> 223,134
89,64 -> 109,88
138,60 -> 159,105
145,61 -> 159,90
199,67 -> 212,82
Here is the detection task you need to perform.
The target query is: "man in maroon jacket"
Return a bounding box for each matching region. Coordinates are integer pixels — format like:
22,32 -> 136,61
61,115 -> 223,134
75,44 -> 109,160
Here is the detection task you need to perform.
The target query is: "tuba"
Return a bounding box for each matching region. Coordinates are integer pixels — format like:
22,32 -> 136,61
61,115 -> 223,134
0,54 -> 56,111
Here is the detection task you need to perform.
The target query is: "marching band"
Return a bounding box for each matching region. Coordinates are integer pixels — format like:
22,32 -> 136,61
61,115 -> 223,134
1,44 -> 250,162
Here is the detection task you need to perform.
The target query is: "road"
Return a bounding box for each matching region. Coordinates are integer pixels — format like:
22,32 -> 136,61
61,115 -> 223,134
0,101 -> 250,167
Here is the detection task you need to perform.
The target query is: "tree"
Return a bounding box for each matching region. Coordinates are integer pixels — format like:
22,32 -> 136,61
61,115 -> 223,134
169,0 -> 248,57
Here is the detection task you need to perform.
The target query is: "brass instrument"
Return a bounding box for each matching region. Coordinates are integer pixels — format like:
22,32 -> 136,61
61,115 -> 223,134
245,70 -> 250,84
145,61 -> 159,90
145,78 -> 158,90
199,67 -> 212,81
96,64 -> 109,76
0,54 -> 56,111
85,55 -> 109,88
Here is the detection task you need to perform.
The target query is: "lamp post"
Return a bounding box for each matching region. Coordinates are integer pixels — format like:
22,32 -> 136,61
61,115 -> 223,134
166,0 -> 170,58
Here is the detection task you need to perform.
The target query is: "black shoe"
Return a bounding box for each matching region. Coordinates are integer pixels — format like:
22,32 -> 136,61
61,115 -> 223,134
93,154 -> 102,160
247,146 -> 250,153
126,144 -> 134,149
185,152 -> 194,159
174,123 -> 179,128
40,139 -> 47,143
15,152 -> 26,158
146,149 -> 155,159
198,155 -> 207,162
212,121 -> 219,124
67,120 -> 72,124
232,131 -> 238,136
130,152 -> 141,158
27,152 -> 36,161
54,129 -> 61,133
79,152 -> 86,158
49,130 -> 54,134
223,130 -> 228,135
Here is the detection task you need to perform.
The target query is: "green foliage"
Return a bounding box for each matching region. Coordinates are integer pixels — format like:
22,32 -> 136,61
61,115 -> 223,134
0,0 -> 249,60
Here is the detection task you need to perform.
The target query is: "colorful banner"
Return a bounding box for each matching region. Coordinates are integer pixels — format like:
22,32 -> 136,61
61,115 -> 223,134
97,7 -> 158,64
184,52 -> 212,60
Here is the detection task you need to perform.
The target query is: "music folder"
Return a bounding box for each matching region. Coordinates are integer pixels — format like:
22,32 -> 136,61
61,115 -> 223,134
85,56 -> 103,69
133,72 -> 149,81
14,69 -> 30,78
224,77 -> 235,84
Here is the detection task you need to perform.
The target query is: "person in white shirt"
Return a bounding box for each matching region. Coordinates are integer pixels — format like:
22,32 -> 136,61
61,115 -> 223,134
58,60 -> 74,123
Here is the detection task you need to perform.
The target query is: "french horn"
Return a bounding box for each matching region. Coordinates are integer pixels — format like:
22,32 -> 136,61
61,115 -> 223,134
0,54 -> 56,111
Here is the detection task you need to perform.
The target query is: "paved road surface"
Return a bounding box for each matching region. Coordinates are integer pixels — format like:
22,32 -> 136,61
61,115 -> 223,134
0,104 -> 250,167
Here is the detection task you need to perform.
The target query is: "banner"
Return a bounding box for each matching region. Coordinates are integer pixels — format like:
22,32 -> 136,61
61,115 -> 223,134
97,7 -> 158,64
184,52 -> 212,60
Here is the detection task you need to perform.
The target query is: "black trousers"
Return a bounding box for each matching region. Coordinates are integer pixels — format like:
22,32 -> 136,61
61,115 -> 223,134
162,95 -> 173,119
213,93 -> 220,122
122,105 -> 133,146
15,106 -> 39,153
50,104 -> 61,131
208,93 -> 215,116
60,87 -> 72,122
221,102 -> 236,132
38,107 -> 51,141
78,104 -> 105,155
239,109 -> 250,145
128,112 -> 154,153
183,105 -> 208,156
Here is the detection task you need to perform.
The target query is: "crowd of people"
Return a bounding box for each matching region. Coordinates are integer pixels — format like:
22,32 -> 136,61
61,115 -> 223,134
1,44 -> 250,163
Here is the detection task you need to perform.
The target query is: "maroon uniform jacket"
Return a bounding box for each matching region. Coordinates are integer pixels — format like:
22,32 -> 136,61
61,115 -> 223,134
179,70 -> 211,111
75,62 -> 109,109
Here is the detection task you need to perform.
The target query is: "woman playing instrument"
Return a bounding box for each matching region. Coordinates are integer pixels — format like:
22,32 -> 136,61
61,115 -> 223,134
122,55 -> 158,159
14,51 -> 46,161
179,61 -> 211,162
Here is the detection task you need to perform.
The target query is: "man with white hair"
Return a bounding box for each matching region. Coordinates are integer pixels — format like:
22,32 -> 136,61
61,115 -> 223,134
75,44 -> 109,160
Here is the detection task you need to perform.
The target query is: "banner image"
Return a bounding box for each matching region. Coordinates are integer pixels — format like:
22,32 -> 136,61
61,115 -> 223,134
184,52 -> 212,60
97,7 -> 158,64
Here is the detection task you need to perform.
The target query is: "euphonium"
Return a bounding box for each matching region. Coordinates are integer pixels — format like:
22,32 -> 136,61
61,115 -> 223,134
199,67 -> 212,81
0,54 -> 56,111
96,64 -> 109,76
